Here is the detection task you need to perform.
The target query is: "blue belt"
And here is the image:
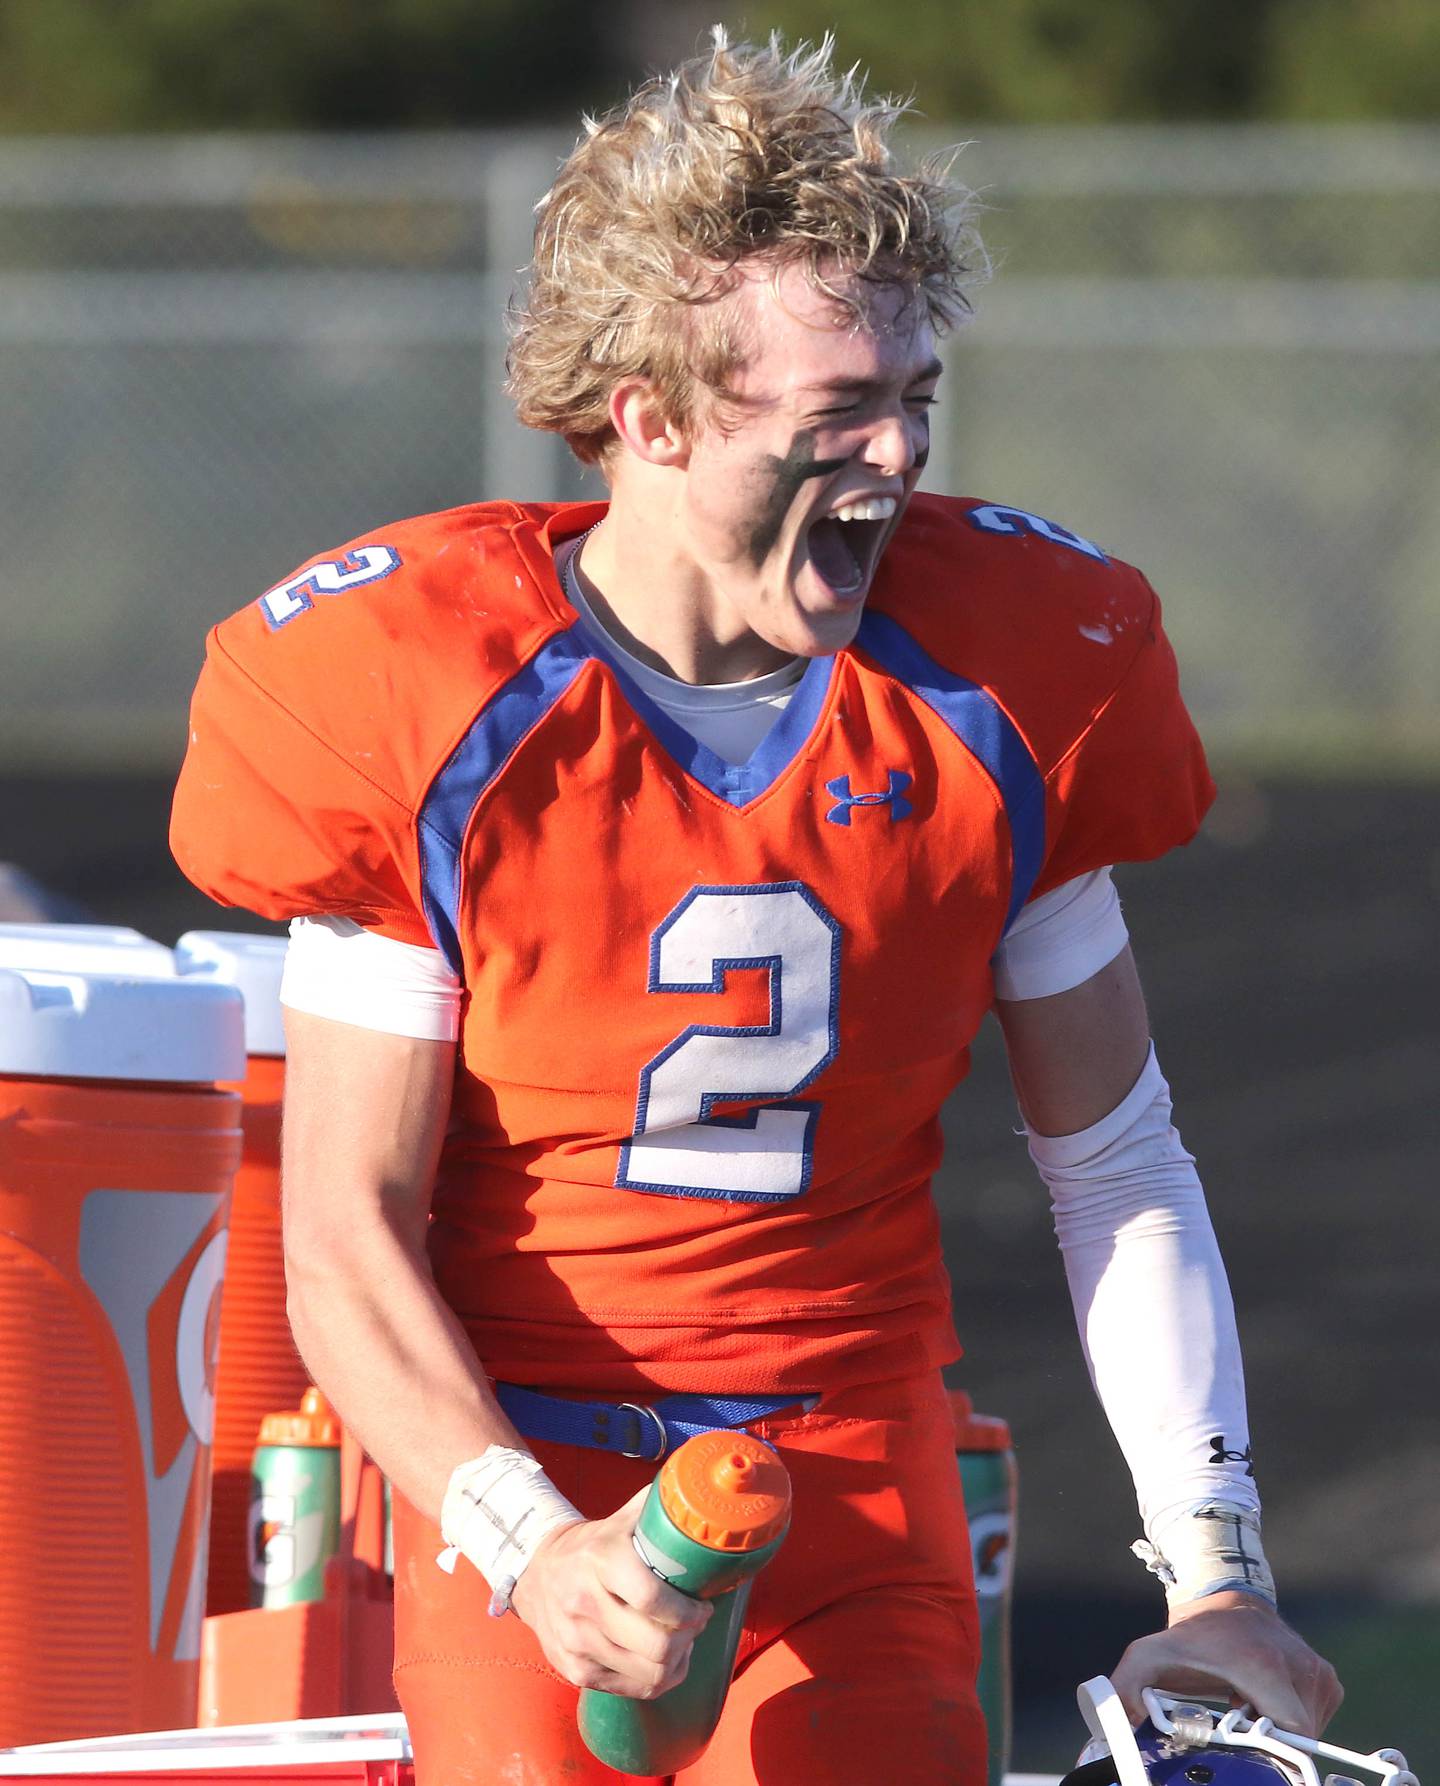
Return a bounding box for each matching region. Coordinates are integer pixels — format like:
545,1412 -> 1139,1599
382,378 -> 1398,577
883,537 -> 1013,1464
495,1383 -> 818,1462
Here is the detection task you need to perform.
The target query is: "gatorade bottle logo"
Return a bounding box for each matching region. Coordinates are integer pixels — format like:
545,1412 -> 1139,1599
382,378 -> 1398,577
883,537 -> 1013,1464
79,1190 -> 229,1664
969,1509 -> 1013,1599
248,1473 -> 330,1592
251,1490 -> 300,1587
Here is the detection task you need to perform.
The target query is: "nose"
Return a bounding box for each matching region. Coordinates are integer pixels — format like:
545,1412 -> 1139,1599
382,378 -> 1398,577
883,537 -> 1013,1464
862,403 -> 926,478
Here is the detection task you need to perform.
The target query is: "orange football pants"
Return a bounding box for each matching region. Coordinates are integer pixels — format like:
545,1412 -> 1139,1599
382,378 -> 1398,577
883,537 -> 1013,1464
392,1371 -> 986,1786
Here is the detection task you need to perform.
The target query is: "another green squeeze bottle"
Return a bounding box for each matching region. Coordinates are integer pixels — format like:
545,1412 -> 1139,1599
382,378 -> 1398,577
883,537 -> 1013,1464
247,1385 -> 342,1607
578,1429 -> 792,1776
950,1390 -> 1019,1786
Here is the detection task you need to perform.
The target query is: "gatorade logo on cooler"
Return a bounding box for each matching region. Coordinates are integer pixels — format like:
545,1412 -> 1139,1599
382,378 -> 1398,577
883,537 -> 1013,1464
79,1190 -> 229,1665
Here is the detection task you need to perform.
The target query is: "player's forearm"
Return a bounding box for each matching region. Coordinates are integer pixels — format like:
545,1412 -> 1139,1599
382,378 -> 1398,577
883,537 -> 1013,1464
278,1010 -> 527,1521
1063,1180 -> 1255,1532
284,1212 -> 527,1522
1033,1046 -> 1259,1532
1028,1043 -> 1277,1612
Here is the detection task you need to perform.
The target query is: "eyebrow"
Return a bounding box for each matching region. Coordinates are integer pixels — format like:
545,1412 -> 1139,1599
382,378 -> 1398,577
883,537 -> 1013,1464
799,358 -> 945,396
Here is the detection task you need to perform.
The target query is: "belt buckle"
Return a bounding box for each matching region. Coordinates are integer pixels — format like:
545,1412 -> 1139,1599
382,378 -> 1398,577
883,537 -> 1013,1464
617,1401 -> 669,1461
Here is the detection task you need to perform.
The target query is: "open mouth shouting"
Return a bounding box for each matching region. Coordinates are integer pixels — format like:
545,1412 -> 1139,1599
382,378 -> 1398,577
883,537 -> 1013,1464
711,373 -> 935,657
804,492 -> 901,600
740,428 -> 915,619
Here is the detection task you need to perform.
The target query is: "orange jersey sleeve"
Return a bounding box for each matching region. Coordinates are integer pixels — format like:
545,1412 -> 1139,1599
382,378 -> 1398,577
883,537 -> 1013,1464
1029,571 -> 1214,900
170,502 -> 577,945
171,621 -> 430,942
875,494 -> 1215,916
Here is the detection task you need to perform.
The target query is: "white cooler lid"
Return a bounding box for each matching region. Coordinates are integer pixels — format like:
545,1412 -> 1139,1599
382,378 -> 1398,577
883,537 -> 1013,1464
0,968 -> 245,1084
0,923 -> 176,978
174,930 -> 288,1058
0,1712 -> 411,1776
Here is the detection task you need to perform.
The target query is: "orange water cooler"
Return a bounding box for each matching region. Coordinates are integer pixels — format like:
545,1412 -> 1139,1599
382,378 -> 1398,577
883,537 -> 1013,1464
172,932 -> 306,1622
0,945 -> 245,1747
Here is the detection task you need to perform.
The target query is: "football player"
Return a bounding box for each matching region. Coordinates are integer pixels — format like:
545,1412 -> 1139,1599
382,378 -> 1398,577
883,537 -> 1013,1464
171,31 -> 1340,1785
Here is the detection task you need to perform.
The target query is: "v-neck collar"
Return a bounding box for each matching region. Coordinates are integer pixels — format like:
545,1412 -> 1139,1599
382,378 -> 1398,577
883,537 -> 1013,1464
581,627 -> 840,808
532,504 -> 843,811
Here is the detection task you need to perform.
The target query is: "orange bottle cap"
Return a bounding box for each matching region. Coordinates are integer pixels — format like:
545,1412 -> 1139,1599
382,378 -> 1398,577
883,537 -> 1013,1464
948,1388 -> 1013,1451
658,1430 -> 791,1551
257,1384 -> 342,1448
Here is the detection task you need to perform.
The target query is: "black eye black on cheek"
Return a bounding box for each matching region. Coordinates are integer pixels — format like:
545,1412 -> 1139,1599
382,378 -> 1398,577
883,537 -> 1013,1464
744,430 -> 851,566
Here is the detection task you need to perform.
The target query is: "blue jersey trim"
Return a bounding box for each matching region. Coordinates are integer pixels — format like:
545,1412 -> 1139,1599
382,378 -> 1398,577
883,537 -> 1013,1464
855,609 -> 1046,929
417,627 -> 591,974
585,637 -> 837,808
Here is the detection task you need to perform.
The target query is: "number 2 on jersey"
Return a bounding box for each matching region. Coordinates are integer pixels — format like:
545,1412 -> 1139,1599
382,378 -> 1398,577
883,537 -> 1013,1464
616,883 -> 841,1202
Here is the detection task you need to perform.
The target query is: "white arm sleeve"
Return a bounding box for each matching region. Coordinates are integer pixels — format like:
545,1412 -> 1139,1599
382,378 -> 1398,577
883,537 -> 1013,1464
992,868 -> 1129,1001
279,915 -> 462,1041
1027,1045 -> 1263,1545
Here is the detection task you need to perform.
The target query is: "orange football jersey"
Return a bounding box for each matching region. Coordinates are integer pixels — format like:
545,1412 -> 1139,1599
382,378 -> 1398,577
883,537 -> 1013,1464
172,494 -> 1213,1397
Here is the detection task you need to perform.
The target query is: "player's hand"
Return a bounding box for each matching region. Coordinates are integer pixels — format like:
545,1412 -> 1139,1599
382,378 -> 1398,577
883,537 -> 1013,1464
1109,1592 -> 1342,1738
509,1483 -> 712,1698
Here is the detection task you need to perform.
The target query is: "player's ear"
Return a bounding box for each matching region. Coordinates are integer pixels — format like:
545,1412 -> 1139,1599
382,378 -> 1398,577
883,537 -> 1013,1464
608,377 -> 690,469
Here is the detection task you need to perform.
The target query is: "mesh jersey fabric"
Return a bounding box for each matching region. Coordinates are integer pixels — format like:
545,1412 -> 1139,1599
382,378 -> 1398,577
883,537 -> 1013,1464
171,493 -> 1213,1397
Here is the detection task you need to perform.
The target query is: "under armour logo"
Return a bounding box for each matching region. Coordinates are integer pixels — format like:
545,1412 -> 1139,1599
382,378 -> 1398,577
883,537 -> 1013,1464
1209,1435 -> 1256,1476
825,771 -> 913,827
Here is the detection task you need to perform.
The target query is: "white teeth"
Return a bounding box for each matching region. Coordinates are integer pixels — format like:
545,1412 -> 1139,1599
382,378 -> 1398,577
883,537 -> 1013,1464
833,496 -> 898,524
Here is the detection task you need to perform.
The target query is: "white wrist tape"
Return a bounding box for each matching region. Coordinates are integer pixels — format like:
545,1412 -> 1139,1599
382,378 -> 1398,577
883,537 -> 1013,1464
436,1446 -> 583,1614
1132,1499 -> 1277,1610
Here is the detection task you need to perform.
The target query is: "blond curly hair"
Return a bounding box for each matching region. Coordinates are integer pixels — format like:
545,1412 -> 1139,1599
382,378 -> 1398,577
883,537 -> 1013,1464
507,29 -> 984,466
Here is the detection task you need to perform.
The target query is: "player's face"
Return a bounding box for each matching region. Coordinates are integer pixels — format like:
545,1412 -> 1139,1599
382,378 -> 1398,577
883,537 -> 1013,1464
678,265 -> 941,660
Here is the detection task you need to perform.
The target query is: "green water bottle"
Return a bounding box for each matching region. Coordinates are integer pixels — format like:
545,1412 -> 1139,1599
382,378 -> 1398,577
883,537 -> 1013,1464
950,1390 -> 1018,1786
247,1384 -> 342,1607
578,1429 -> 792,1776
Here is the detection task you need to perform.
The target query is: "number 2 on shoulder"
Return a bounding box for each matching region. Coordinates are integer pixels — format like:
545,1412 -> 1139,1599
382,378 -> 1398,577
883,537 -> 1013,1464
616,883 -> 841,1202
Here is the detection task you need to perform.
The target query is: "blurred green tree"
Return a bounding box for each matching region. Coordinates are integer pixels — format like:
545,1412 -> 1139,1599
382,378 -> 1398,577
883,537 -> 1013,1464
1258,0 -> 1440,118
0,0 -> 620,131
744,0 -> 1440,120
1,0 -> 1436,129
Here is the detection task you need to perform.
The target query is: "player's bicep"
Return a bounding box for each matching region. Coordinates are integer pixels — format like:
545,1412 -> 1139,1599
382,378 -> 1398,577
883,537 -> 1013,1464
995,945 -> 1151,1139
280,1009 -> 455,1263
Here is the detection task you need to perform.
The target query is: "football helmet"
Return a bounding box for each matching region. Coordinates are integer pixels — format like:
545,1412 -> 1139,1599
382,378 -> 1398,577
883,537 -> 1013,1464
1060,1677 -> 1418,1786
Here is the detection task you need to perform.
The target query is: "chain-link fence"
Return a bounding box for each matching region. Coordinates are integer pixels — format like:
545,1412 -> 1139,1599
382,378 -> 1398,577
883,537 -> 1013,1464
3,125 -> 1438,772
